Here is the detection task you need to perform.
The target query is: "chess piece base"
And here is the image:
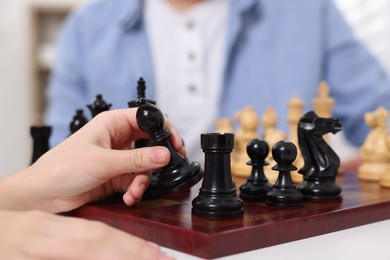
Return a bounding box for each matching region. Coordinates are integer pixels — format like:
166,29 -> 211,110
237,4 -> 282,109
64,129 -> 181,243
239,181 -> 273,202
265,188 -> 303,208
380,174 -> 390,188
192,188 -> 244,218
358,162 -> 387,182
298,178 -> 342,201
145,160 -> 203,198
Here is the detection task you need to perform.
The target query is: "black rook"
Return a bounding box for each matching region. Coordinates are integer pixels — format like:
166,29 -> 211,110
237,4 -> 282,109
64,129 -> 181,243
192,133 -> 243,218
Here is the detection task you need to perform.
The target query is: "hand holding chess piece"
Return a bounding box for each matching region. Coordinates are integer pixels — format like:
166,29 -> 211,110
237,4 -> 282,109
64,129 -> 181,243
136,98 -> 203,197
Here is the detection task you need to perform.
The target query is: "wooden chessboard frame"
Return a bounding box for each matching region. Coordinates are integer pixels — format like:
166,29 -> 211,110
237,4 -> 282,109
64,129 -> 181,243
68,171 -> 390,259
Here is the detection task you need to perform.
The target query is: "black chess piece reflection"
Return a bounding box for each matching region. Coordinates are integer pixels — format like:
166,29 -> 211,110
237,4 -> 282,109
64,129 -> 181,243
30,126 -> 51,164
239,139 -> 273,202
136,98 -> 203,197
87,94 -> 112,117
265,141 -> 303,208
70,109 -> 88,134
192,133 -> 243,218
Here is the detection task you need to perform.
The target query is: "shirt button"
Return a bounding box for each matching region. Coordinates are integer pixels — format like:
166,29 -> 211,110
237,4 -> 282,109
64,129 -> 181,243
188,52 -> 195,61
186,21 -> 194,30
188,85 -> 197,93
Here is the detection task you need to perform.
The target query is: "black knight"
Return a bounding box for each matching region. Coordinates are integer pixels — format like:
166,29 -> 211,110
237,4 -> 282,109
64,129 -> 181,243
297,111 -> 343,201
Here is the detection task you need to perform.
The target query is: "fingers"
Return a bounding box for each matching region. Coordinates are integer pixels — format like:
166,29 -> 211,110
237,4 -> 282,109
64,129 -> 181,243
97,147 -> 170,178
0,210 -> 175,260
122,173 -> 151,206
163,116 -> 187,156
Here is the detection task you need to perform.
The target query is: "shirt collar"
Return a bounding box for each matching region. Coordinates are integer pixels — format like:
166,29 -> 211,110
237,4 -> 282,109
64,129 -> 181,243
117,0 -> 143,30
232,0 -> 258,15
117,0 -> 258,30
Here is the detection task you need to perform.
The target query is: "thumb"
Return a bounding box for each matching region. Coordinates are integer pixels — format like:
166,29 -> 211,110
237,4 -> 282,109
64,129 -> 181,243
100,146 -> 170,177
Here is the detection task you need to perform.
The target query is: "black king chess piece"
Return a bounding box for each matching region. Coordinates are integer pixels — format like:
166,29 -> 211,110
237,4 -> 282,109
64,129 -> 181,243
30,125 -> 51,165
87,94 -> 112,117
297,111 -> 343,201
136,98 -> 203,196
70,109 -> 88,134
239,139 -> 273,201
128,77 -> 156,108
265,140 -> 303,208
192,133 -> 243,218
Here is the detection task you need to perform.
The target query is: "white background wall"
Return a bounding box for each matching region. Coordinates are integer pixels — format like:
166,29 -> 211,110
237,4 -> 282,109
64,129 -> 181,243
0,0 -> 30,177
0,0 -> 84,178
0,0 -> 389,178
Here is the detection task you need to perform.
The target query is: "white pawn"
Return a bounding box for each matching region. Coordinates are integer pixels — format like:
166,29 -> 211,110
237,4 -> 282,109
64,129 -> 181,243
231,106 -> 259,178
287,95 -> 305,183
216,118 -> 234,134
380,135 -> 390,188
312,81 -> 335,143
261,107 -> 286,183
358,107 -> 390,182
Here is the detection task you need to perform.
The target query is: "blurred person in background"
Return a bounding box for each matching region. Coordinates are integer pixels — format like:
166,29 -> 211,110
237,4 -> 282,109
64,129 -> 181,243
45,0 -> 390,164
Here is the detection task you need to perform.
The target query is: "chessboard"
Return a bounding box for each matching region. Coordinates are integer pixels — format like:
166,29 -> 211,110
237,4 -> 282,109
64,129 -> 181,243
67,168 -> 390,259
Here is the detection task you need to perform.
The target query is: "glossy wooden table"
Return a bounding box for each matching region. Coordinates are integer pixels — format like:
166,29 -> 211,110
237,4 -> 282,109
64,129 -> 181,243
68,167 -> 390,259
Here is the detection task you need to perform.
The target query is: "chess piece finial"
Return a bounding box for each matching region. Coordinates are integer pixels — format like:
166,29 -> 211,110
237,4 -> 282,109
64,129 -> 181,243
128,77 -> 156,108
137,77 -> 146,99
192,133 -> 243,218
70,109 -> 88,134
358,106 -> 390,182
239,139 -> 273,201
297,111 -> 342,200
30,125 -> 52,164
265,140 -> 303,208
87,94 -> 112,117
136,99 -> 203,197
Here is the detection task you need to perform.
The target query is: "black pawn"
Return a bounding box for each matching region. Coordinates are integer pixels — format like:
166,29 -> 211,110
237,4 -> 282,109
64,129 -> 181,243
87,94 -> 112,117
136,98 -> 203,196
70,109 -> 88,134
239,139 -> 273,201
30,126 -> 51,164
265,141 -> 303,208
192,133 -> 244,218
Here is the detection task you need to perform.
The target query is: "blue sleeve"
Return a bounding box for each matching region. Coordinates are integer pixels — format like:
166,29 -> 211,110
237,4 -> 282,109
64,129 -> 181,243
44,10 -> 89,147
323,0 -> 390,145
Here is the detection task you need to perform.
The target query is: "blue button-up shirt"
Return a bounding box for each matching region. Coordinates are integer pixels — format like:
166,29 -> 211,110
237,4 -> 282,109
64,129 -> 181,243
45,0 -> 390,155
